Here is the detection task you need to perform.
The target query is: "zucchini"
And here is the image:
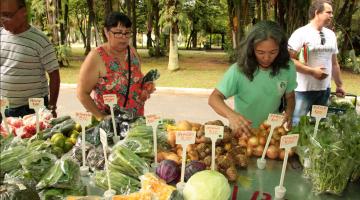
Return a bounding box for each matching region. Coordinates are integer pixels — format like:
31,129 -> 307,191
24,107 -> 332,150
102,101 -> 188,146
49,115 -> 71,126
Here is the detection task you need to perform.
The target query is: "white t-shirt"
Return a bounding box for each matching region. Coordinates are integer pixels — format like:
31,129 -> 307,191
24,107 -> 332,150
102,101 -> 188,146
288,24 -> 338,91
0,26 -> 59,108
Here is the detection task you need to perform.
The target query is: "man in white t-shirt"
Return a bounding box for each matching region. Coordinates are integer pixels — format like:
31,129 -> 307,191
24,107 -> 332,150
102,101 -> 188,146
288,0 -> 345,125
0,0 -> 60,119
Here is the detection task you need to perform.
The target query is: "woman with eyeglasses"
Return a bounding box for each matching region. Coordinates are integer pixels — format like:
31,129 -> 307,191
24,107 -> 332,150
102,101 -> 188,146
288,0 -> 345,125
208,21 -> 297,137
77,12 -> 155,120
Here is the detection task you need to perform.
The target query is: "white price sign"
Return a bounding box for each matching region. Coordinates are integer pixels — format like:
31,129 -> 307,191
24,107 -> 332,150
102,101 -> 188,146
99,128 -> 108,147
75,112 -> 92,126
176,131 -> 196,145
29,98 -> 44,109
280,134 -> 299,149
146,114 -> 161,126
267,113 -> 284,127
311,105 -> 328,118
205,125 -> 224,140
103,94 -> 117,105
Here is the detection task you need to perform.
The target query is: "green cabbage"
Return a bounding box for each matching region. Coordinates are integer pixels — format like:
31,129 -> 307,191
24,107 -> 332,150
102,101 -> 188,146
183,170 -> 230,200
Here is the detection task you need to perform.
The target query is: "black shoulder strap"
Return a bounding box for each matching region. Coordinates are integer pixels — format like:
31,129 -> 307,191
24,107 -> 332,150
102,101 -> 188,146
123,46 -> 131,107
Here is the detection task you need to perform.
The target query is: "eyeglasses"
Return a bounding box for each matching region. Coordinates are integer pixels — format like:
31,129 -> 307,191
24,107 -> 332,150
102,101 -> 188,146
109,30 -> 132,38
319,31 -> 325,45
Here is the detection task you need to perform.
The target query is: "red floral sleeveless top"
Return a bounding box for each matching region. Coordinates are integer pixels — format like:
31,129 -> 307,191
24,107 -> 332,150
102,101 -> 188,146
93,46 -> 144,116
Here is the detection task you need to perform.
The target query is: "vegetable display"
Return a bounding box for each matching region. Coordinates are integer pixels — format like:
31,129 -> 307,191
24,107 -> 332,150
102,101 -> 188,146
292,110 -> 360,195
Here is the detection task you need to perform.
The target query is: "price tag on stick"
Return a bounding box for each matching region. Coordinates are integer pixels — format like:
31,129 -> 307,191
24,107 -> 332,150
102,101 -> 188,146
311,105 -> 328,138
99,128 -> 116,197
275,134 -> 299,199
257,113 -> 284,169
103,94 -> 119,143
205,125 -> 224,170
176,131 -> 196,191
146,114 -> 161,167
75,112 -> 92,175
0,97 -> 10,134
29,98 -> 44,134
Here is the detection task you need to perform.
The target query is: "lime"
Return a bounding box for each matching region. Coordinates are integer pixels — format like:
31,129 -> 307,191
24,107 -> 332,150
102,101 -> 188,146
75,123 -> 82,132
53,136 -> 65,148
63,141 -> 74,152
51,146 -> 64,157
67,137 -> 77,145
51,133 -> 64,143
70,130 -> 79,138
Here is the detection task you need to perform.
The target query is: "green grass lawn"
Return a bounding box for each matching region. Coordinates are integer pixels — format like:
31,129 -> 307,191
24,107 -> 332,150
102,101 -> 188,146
61,47 -> 360,95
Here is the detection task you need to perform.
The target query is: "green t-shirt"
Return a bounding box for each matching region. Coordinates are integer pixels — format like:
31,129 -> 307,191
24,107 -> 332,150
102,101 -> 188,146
217,62 -> 297,128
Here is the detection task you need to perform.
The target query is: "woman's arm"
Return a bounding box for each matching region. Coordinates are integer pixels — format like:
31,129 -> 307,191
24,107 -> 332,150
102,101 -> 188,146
208,89 -> 252,136
77,50 -> 105,120
284,91 -> 295,130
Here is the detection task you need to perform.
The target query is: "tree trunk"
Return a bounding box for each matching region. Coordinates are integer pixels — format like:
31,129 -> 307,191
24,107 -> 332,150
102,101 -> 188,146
105,0 -> 112,14
46,0 -> 59,46
221,33 -> 224,50
168,24 -> 179,71
146,0 -> 154,48
131,0 -> 137,48
125,0 -> 131,18
85,0 -> 95,55
153,0 -> 161,56
261,0 -> 267,20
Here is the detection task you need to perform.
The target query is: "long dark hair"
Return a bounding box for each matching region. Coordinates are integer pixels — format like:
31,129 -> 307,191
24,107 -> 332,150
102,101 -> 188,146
104,12 -> 132,31
237,20 -> 290,81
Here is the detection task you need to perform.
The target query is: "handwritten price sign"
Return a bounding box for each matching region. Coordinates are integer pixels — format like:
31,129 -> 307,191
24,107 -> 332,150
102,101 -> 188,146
0,98 -> 9,111
311,105 -> 328,118
280,134 -> 299,149
176,131 -> 196,145
103,94 -> 117,105
146,114 -> 161,126
29,98 -> 44,109
267,114 -> 284,127
205,125 -> 224,139
75,112 -> 92,126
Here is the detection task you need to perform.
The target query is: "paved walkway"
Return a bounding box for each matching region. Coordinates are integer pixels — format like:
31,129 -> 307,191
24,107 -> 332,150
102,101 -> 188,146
58,84 -> 360,124
58,84 -> 233,124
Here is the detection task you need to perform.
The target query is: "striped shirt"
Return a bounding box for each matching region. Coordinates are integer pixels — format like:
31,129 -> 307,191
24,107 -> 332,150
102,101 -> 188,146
0,26 -> 59,108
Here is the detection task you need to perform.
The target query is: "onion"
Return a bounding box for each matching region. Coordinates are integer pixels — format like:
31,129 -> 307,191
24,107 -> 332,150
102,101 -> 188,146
248,136 -> 259,147
246,146 -> 253,157
288,148 -> 295,157
266,145 -> 279,159
279,150 -> 285,160
277,127 -> 286,135
258,136 -> 266,146
270,138 -> 276,145
253,146 -> 264,157
238,139 -> 247,147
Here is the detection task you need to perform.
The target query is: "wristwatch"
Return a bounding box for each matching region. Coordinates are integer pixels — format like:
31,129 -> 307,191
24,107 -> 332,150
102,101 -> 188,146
47,105 -> 57,111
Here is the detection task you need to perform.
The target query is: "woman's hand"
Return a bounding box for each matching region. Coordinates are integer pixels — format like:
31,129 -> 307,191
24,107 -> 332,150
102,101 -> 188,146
227,112 -> 253,137
140,82 -> 156,101
283,112 -> 292,131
